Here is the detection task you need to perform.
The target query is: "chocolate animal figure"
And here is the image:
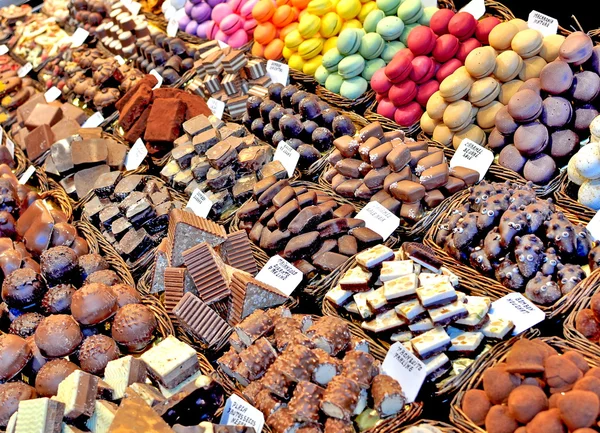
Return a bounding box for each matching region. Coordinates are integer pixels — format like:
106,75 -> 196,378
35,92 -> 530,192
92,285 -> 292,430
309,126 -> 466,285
523,200 -> 555,233
498,205 -> 528,248
435,207 -> 468,247
590,245 -> 600,272
574,224 -> 593,258
495,258 -> 526,291
468,181 -> 496,212
544,212 -> 577,256
452,213 -> 479,250
541,247 -> 561,276
557,264 -> 586,295
445,237 -> 468,262
483,227 -> 504,259
477,193 -> 511,230
514,235 -> 544,278
525,272 -> 562,305
509,187 -> 537,209
470,247 -> 493,274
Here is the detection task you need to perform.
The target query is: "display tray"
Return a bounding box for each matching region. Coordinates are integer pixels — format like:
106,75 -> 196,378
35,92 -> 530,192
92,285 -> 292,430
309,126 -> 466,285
554,176 -> 596,224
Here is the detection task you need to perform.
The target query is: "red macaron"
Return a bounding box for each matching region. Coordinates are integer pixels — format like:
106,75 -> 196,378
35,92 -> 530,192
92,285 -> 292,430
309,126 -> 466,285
409,56 -> 436,84
394,101 -> 423,127
448,11 -> 477,41
385,54 -> 413,84
432,33 -> 459,63
429,8 -> 455,36
377,98 -> 396,118
389,80 -> 418,107
475,16 -> 501,45
416,80 -> 440,107
436,58 -> 463,81
407,26 -> 437,56
371,68 -> 393,94
456,38 -> 482,62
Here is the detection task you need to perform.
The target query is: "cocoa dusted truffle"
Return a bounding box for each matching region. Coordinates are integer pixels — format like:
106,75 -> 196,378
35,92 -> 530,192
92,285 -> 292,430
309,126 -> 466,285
111,283 -> 142,307
9,312 -> 44,338
462,389 -> 491,426
482,366 -> 521,404
85,269 -> 121,286
0,334 -> 31,381
71,283 -> 118,325
34,314 -> 82,358
78,334 -> 119,375
112,303 -> 157,352
557,390 -> 599,430
35,359 -> 79,397
507,385 -> 549,423
485,405 -> 518,433
41,284 -> 76,314
40,246 -> 79,285
78,253 -> 109,281
0,382 -> 36,427
1,268 -> 47,307
527,408 -> 565,433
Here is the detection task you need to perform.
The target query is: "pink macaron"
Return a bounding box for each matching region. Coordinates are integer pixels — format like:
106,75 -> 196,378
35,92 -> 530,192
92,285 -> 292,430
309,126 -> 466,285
228,28 -> 249,47
432,33 -> 459,63
416,80 -> 439,107
371,68 -> 393,94
212,3 -> 233,24
389,80 -> 418,107
228,0 -> 244,13
436,58 -> 462,81
243,18 -> 257,32
205,20 -> 219,38
448,11 -> 477,41
215,29 -> 230,42
377,98 -> 396,119
407,26 -> 437,56
191,2 -> 212,22
385,53 -> 413,83
220,14 -> 243,34
240,0 -> 258,18
376,93 -> 385,102
475,16 -> 501,45
409,56 -> 436,84
456,38 -> 481,62
394,101 -> 423,127
429,8 -> 455,36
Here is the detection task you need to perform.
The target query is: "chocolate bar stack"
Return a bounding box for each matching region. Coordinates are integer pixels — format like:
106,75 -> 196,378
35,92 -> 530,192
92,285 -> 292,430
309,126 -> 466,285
218,310 -> 407,432
94,2 -> 151,60
323,121 -> 481,225
159,113 -> 289,220
325,243 -> 515,382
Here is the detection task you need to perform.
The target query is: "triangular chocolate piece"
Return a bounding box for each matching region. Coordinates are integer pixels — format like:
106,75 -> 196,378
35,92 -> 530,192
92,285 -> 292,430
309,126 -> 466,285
229,271 -> 288,325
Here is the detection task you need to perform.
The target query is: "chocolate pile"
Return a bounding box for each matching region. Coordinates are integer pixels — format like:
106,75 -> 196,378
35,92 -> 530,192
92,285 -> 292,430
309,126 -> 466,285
574,290 -> 600,343
324,121 -> 479,224
242,83 -> 357,169
12,15 -> 70,68
436,181 -> 592,305
218,310 -> 406,432
326,243 -> 514,382
461,338 -> 600,433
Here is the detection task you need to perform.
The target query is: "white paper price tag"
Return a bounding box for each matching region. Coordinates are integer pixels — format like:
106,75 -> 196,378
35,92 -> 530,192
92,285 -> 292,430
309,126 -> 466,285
44,86 -> 61,103
185,188 -> 213,218
489,293 -> 545,335
17,63 -> 32,78
528,10 -> 558,37
19,166 -> 35,185
5,135 -> 14,158
115,55 -> 125,66
274,141 -> 300,178
0,127 -> 3,143
421,0 -> 437,7
125,138 -> 148,171
356,201 -> 400,241
207,97 -> 225,119
167,18 -> 178,37
124,1 -> 141,15
256,256 -> 302,296
71,28 -> 89,48
587,211 -> 600,241
220,395 -> 264,433
460,0 -> 485,19
266,60 -> 289,85
217,40 -> 230,48
450,139 -> 494,181
0,45 -> 8,55
382,343 -> 426,403
82,112 -> 105,128
149,69 -> 163,90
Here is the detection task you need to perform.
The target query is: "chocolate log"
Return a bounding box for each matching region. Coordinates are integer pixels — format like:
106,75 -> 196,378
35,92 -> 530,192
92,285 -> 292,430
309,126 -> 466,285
341,350 -> 377,389
288,381 -> 324,423
238,337 -> 277,381
307,317 -> 351,356
320,375 -> 360,420
234,309 -> 274,347
371,374 -> 406,417
312,348 -> 342,386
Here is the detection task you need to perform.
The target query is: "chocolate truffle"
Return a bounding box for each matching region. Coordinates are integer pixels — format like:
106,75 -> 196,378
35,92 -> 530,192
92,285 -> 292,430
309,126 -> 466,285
498,145 -> 527,173
485,404 -> 518,433
550,129 -> 579,159
9,312 -> 44,338
71,283 -> 118,325
508,385 -> 549,423
1,268 -> 47,307
85,269 -> 121,286
78,334 -> 119,375
482,366 -> 521,404
111,283 -> 142,307
40,246 -> 79,285
111,303 -> 157,352
545,355 -> 582,392
26,335 -> 46,374
0,382 -> 36,427
41,284 -> 76,314
527,408 -> 565,433
462,389 -> 491,426
0,334 -> 31,381
575,309 -> 600,342
34,314 -> 82,358
523,154 -> 557,184
78,253 -> 109,281
557,390 -> 599,430
35,359 -> 79,397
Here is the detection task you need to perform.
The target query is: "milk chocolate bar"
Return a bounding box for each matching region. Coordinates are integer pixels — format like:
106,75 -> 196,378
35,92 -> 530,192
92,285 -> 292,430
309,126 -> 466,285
183,242 -> 230,304
173,292 -> 232,348
55,370 -> 99,420
238,337 -> 277,381
308,316 -> 351,356
255,389 -> 284,418
371,375 -> 406,418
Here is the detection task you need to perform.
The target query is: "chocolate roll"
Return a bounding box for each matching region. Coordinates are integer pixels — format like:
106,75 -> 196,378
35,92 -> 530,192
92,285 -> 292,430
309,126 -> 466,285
278,344 -> 319,383
320,375 -> 361,420
234,310 -> 274,346
216,348 -> 240,378
307,316 -> 351,356
288,381 -> 325,423
341,350 -> 377,389
371,374 -> 406,417
273,317 -> 311,352
238,337 -> 277,381
255,388 -> 284,419
267,408 -> 300,433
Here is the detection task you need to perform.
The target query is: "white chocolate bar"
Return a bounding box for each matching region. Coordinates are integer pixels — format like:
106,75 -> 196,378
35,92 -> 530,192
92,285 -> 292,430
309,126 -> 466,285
366,287 -> 387,311
353,290 -> 375,319
361,309 -> 407,333
410,326 -> 451,359
416,281 -> 457,308
380,260 -> 414,282
449,331 -> 484,353
325,285 -> 353,306
455,296 -> 491,327
482,317 -> 514,339
428,300 -> 468,325
383,274 -> 418,301
395,298 -> 426,322
339,267 -> 372,292
408,317 -> 434,333
356,245 -> 394,269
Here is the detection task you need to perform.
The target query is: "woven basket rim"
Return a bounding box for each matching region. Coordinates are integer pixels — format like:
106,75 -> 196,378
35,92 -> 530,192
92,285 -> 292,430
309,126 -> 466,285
554,176 -> 596,224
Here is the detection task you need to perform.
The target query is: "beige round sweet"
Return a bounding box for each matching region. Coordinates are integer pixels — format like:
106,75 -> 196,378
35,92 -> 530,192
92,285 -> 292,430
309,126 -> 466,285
469,77 -> 501,107
477,101 -> 504,130
489,21 -> 520,51
432,123 -> 454,146
494,50 -> 523,82
511,29 -> 544,58
568,157 -> 588,186
590,115 -> 600,137
426,91 -> 449,120
439,71 -> 474,101
540,34 -> 566,62
519,56 -> 547,82
420,112 -> 439,135
511,18 -> 529,31
498,80 -> 524,105
465,46 -> 497,79
452,124 -> 486,149
444,100 -> 473,131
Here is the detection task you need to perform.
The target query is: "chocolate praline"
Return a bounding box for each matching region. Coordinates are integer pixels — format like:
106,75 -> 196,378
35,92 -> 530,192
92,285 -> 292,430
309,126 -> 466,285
41,284 -> 76,314
71,236 -> 89,256
78,334 -> 119,375
0,334 -> 31,381
523,153 -> 557,184
84,269 -> 121,286
1,268 -> 47,308
550,129 -> 580,159
78,253 -> 109,281
26,336 -> 46,374
9,312 -> 44,338
498,144 -> 527,173
71,283 -> 118,325
0,382 -> 36,427
111,303 -> 157,352
34,314 -> 82,358
35,359 -> 79,397
40,246 -> 79,285
111,283 -> 142,307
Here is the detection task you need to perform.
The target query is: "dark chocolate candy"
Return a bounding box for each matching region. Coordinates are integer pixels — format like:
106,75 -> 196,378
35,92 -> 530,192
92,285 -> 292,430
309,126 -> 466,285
350,227 -> 383,249
313,252 -> 348,272
337,235 -> 357,256
386,143 -> 411,172
390,180 -> 426,202
419,164 -> 449,191
283,231 -> 320,260
273,200 -> 300,229
364,166 -> 391,190
369,141 -> 393,169
288,206 -> 323,234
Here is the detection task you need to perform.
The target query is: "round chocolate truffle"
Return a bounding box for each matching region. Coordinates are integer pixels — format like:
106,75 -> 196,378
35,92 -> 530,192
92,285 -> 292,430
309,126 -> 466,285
78,254 -> 109,281
111,284 -> 142,307
0,382 -> 36,427
462,389 -> 491,426
35,359 -> 79,397
523,154 -> 557,184
540,96 -> 573,129
112,304 -> 157,352
71,283 -> 118,325
85,269 -> 121,287
0,334 -> 31,381
576,309 -> 600,342
514,122 -> 549,157
41,284 -> 76,314
26,336 -> 46,374
71,237 -> 89,257
50,223 -> 77,248
1,268 -> 47,308
498,145 -> 527,173
9,312 -> 44,338
508,385 -> 549,423
78,334 -> 119,375
550,129 -> 579,159
40,246 -> 79,285
34,314 -> 82,358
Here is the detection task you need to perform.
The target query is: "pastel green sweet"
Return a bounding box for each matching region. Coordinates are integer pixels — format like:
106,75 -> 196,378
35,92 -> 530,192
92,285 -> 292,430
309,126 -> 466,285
419,6 -> 438,25
400,23 -> 418,45
340,76 -> 368,99
363,9 -> 385,33
362,58 -> 386,80
376,16 -> 404,41
359,32 -> 385,59
381,41 -> 405,62
315,65 -> 330,85
322,48 -> 343,71
376,0 -> 400,16
397,0 -> 422,24
325,73 -> 344,93
337,28 -> 363,55
338,54 -> 366,79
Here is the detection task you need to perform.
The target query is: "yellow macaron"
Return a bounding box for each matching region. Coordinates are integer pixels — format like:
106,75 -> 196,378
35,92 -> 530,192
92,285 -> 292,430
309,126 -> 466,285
341,19 -> 362,30
358,1 -> 377,22
298,37 -> 324,59
304,54 -> 323,74
320,12 -> 343,37
336,0 -> 361,20
284,29 -> 304,50
298,13 -> 321,38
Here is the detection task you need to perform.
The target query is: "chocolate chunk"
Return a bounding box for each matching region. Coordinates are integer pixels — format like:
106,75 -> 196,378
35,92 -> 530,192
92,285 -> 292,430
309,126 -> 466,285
424,189 -> 445,208
206,166 -> 235,190
193,130 -> 219,154
272,186 -> 296,209
84,196 -> 107,224
364,166 -> 391,190
297,191 -> 317,208
238,200 -> 261,221
335,159 -> 364,179
313,252 -> 348,272
311,239 -> 338,261
359,122 -> 384,142
400,201 -> 423,222
390,180 -> 426,202
25,104 -> 63,130
233,174 -> 258,204
386,143 -> 411,171
94,172 -> 122,198
238,146 -> 273,172
415,151 -> 444,175
335,179 -> 363,198
114,175 -> 145,200
258,180 -> 290,207
350,227 -> 383,249
75,165 -> 111,200
381,197 -> 402,214
355,183 -> 376,200
333,204 -> 355,218
384,167 -> 412,191
409,150 -> 428,168
260,161 -> 287,180
183,115 -> 212,136
317,218 -> 349,239
263,229 -> 291,251
118,191 -> 147,212
369,141 -> 393,169
441,176 -> 465,195
274,200 -> 300,229
293,259 -> 317,278
50,138 -> 74,174
283,231 -> 320,260
334,136 -> 359,158
190,156 -> 211,180
338,235 -> 358,256
25,124 -> 54,161
449,167 -> 479,186
358,137 -> 381,163
126,199 -> 155,228
72,139 -> 109,167
111,217 -> 133,240
288,206 -> 323,234
419,164 -> 450,191
253,176 -> 278,198
119,228 -> 153,260
172,145 -> 195,170
99,204 -> 122,229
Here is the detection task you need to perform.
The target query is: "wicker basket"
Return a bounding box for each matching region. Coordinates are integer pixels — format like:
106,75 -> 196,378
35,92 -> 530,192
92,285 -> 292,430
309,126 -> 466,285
392,420 -> 460,433
289,69 -> 318,92
424,188 -> 597,321
9,139 -> 27,177
554,176 -> 596,224
563,279 -> 600,358
450,335 -> 598,433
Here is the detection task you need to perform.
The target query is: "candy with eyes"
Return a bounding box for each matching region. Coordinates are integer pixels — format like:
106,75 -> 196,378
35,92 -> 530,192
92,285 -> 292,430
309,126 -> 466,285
574,223 -> 592,258
446,237 -> 468,262
495,258 -> 526,291
483,227 -> 504,259
541,247 -> 561,276
452,213 -> 479,250
514,234 -> 544,278
589,245 -> 600,272
498,205 -> 528,248
468,181 -> 496,212
477,194 -> 511,230
524,272 -> 562,305
556,263 -> 586,295
544,212 -> 577,256
509,186 -> 537,209
436,207 -> 468,247
523,200 -> 555,233
470,247 -> 493,274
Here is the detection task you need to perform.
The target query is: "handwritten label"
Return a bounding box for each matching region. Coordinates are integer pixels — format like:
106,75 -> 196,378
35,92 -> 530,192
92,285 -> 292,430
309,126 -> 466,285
0,45 -> 8,55
44,86 -> 61,103
124,0 -> 141,15
489,293 -> 545,335
528,10 -> 558,37
207,97 -> 225,119
71,28 -> 89,48
450,139 -> 494,181
149,69 -> 163,90
17,63 -> 32,78
82,112 -> 105,128
266,60 -> 289,86
5,135 -> 14,158
356,201 -> 400,241
460,0 -> 485,19
587,211 -> 600,241
124,138 -> 148,171
19,166 -> 35,185
185,188 -> 213,218
115,55 -> 125,66
382,343 -> 426,403
220,395 -> 264,433
167,18 -> 178,37
256,255 -> 302,296
274,141 -> 300,178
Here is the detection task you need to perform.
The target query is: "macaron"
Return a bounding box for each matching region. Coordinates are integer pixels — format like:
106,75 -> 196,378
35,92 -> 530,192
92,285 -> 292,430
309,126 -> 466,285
394,101 -> 423,126
340,76 -> 368,99
426,90 -> 449,120
359,32 -> 385,60
494,50 -> 523,82
381,41 -> 405,63
518,77 -> 541,95
419,6 -> 437,26
488,21 -> 519,51
559,31 -> 594,65
303,55 -> 323,75
511,29 -> 543,59
363,9 -> 385,33
539,34 -> 565,63
498,144 -> 528,174
456,38 -> 482,63
518,56 -> 547,82
453,123 -> 486,149
342,19 -> 363,30
298,13 -> 321,38
362,58 -> 386,80
298,38 -> 324,59
494,105 -> 518,135
389,80 -> 417,106
257,22 -> 278,44
514,121 -> 549,156
315,65 -> 330,84
325,72 -> 344,92
336,0 -> 361,19
550,129 -> 579,159
324,36 -> 338,52
322,48 -> 343,70
358,2 -> 378,22
377,98 -> 396,118
264,38 -> 284,59
488,128 -> 507,151
570,70 -> 600,102
407,26 -> 436,56
465,46 -> 496,79
212,3 -> 233,24
252,0 -> 276,22
447,11 -> 476,41
511,18 -> 528,31
384,53 -> 413,83
476,100 -> 503,130
439,69 -> 474,101
375,0 -> 400,16
507,89 -> 543,122
468,76 -> 500,107
337,28 -> 363,54
523,153 -> 556,184
370,67 -> 392,94
377,16 -> 404,41
429,8 -> 454,36
498,79 -> 524,105
409,56 -> 436,84
273,5 -> 295,27
415,80 -> 439,107
397,0 -> 422,24
540,96 -> 573,129
307,0 -> 333,16
539,60 -> 574,95
432,123 -> 454,146
220,15 -> 243,35
436,58 -> 462,82
475,16 -> 501,45
338,54 -> 366,79
320,12 -> 343,37
400,23 -> 418,46
432,34 -> 459,63
443,99 -> 473,132
420,111 -> 440,135
574,104 -> 600,132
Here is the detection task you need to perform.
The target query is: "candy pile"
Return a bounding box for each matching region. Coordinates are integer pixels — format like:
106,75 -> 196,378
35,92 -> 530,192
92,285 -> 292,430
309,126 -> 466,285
12,15 -> 70,68
70,0 -> 110,34
251,0 -> 306,60
0,64 -> 45,133
94,3 -> 152,59
569,115 -> 600,209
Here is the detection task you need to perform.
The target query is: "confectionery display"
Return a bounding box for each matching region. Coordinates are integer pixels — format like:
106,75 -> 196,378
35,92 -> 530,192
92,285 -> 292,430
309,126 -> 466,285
0,65 -> 45,127
11,15 -> 71,68
567,115 -> 600,209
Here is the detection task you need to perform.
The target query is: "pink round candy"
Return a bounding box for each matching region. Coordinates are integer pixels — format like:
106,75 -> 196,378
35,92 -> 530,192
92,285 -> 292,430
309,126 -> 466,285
184,1 -> 194,15
179,14 -> 191,31
240,0 -> 258,18
389,80 -> 417,107
220,14 -> 242,35
394,101 -> 423,127
212,3 -> 233,24
228,28 -> 249,47
456,38 -> 482,63
191,3 -> 212,22
185,20 -> 199,35
370,68 -> 392,94
205,20 -> 218,38
409,56 -> 436,84
436,57 -> 462,81
407,26 -> 437,56
196,20 -> 210,38
243,18 -> 257,32
189,0 -> 203,5
376,93 -> 385,102
215,29 -> 230,42
377,98 -> 396,119
416,80 -> 439,107
228,0 -> 243,13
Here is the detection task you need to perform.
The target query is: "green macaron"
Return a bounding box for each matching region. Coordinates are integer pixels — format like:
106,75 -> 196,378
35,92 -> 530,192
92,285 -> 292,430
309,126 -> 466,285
381,41 -> 405,63
359,32 -> 385,60
337,28 -> 364,55
376,0 -> 401,16
362,58 -> 386,80
325,73 -> 344,93
363,9 -> 385,33
340,76 -> 368,99
322,48 -> 344,71
338,54 -> 366,79
419,6 -> 438,25
397,0 -> 423,24
400,23 -> 418,45
376,16 -> 405,41
315,65 -> 330,85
